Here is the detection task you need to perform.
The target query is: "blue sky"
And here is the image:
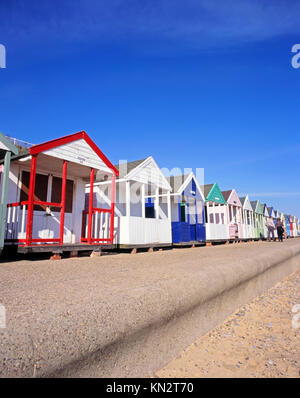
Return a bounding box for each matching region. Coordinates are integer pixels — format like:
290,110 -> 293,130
0,0 -> 300,217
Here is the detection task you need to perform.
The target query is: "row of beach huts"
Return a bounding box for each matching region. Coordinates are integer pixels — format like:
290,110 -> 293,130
0,131 -> 299,257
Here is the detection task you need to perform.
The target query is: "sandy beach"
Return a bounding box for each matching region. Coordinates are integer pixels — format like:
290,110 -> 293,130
156,269 -> 300,378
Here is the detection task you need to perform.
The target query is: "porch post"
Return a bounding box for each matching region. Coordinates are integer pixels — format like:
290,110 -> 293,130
155,187 -> 159,219
109,173 -> 116,244
141,183 -> 145,218
167,190 -> 171,220
126,180 -> 130,217
59,160 -> 68,245
206,201 -> 210,223
87,168 -> 95,244
0,151 -> 11,251
212,202 -> 216,224
25,154 -> 37,246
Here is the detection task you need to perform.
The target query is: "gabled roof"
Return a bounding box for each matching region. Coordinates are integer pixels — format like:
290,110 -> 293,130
221,189 -> 242,207
0,132 -> 19,158
250,200 -> 263,214
111,156 -> 171,190
221,190 -> 232,202
29,131 -> 118,175
240,196 -> 246,206
261,203 -> 269,217
239,195 -> 253,211
115,158 -> 147,178
167,174 -> 190,192
200,183 -> 226,204
166,172 -> 205,200
268,207 -> 276,217
201,184 -> 214,198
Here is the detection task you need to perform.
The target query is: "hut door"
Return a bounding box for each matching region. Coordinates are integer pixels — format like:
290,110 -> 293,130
19,171 -> 49,240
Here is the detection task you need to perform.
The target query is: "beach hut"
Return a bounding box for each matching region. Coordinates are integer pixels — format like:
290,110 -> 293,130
201,184 -> 228,242
240,195 -> 255,240
261,203 -> 270,239
0,133 -> 19,252
289,215 -> 294,237
274,209 -> 281,227
222,189 -> 243,240
88,156 -> 172,248
292,216 -> 298,237
284,214 -> 291,238
280,213 -> 287,238
167,172 -> 206,245
268,207 -> 278,239
250,200 -> 264,239
1,131 -> 118,253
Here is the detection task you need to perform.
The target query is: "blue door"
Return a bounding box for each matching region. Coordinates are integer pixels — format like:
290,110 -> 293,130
196,224 -> 206,242
285,216 -> 291,237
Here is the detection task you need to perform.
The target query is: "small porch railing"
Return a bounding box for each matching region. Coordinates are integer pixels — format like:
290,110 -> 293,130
81,208 -> 113,244
5,201 -> 62,245
5,202 -> 27,243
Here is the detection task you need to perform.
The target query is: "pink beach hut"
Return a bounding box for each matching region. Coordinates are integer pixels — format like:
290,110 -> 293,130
222,189 -> 243,240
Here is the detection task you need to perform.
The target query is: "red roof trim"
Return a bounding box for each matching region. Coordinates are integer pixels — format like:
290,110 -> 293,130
29,131 -> 119,176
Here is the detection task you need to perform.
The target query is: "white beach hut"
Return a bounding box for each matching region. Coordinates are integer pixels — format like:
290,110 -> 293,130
222,189 -> 243,240
2,131 -> 118,253
261,203 -> 270,239
292,216 -> 298,237
86,156 -> 172,248
239,195 -> 255,239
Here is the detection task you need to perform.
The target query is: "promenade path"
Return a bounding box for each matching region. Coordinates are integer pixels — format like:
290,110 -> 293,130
0,239 -> 299,377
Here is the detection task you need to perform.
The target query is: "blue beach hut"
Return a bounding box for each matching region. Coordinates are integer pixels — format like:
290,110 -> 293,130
167,172 -> 206,245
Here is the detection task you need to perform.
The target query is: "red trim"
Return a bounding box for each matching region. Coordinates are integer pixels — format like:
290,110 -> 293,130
59,160 -> 67,245
35,201 -> 62,207
7,201 -> 28,207
29,131 -> 119,176
87,168 -> 95,244
82,132 -> 119,176
81,238 -> 111,243
25,155 -> 37,246
82,208 -> 111,215
7,201 -> 61,208
31,238 -> 60,242
109,173 -> 116,244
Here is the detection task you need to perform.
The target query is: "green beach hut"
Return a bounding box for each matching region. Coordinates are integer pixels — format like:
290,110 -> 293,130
200,183 -> 228,242
250,200 -> 264,239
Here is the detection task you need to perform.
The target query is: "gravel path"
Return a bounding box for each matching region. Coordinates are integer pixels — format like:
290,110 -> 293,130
0,239 -> 299,377
156,269 -> 300,378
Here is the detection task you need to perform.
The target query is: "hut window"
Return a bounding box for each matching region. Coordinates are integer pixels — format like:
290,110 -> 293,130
20,171 -> 48,211
180,203 -> 186,222
209,214 -> 214,223
51,176 -> 74,213
145,203 -> 155,219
